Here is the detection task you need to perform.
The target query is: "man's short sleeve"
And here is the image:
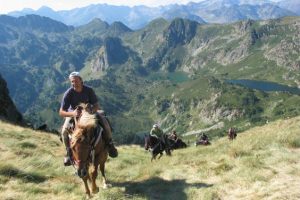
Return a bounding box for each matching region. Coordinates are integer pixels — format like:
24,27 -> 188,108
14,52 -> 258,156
61,89 -> 71,111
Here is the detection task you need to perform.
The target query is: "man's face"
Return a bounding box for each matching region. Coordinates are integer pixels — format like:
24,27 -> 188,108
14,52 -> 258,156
70,76 -> 82,90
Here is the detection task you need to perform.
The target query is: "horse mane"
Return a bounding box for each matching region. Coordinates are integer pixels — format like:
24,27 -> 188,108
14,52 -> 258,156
71,128 -> 85,148
71,103 -> 98,147
77,103 -> 97,129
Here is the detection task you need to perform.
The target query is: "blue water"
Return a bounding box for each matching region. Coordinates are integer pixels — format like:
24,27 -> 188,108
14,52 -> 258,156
226,79 -> 300,95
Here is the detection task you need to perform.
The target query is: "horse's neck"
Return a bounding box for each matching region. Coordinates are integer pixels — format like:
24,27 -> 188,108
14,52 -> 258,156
150,136 -> 159,142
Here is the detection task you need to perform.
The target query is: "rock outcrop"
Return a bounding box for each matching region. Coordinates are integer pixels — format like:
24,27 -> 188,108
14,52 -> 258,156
0,74 -> 23,123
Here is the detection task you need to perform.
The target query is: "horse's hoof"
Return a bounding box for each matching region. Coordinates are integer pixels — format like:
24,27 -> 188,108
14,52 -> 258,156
92,187 -> 99,194
103,183 -> 112,189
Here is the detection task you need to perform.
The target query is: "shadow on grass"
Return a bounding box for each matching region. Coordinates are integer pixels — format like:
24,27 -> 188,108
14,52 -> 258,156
0,165 -> 47,183
112,177 -> 213,200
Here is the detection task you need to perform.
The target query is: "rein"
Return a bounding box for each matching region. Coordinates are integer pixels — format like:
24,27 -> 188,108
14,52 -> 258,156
90,126 -> 103,165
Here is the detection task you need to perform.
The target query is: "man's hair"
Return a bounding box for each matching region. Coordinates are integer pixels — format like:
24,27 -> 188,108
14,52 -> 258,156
69,71 -> 81,79
153,124 -> 158,128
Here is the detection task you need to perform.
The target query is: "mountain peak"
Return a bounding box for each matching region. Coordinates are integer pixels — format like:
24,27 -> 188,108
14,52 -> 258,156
76,18 -> 109,34
37,6 -> 55,12
16,15 -> 72,32
108,21 -> 132,34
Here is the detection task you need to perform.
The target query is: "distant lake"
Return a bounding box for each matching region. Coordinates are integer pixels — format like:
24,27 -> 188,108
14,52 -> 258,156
226,79 -> 300,95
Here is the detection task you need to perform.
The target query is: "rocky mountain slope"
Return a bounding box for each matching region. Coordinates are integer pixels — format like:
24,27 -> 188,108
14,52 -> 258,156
0,15 -> 299,143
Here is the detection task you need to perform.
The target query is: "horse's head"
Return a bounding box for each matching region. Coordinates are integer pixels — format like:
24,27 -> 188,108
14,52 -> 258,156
71,106 -> 98,178
71,128 -> 92,177
77,103 -> 94,115
144,135 -> 160,150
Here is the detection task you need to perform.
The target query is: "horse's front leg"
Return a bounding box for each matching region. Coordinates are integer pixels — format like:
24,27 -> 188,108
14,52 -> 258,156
90,164 -> 99,194
82,177 -> 91,198
151,155 -> 155,162
99,162 -> 108,188
157,152 -> 163,159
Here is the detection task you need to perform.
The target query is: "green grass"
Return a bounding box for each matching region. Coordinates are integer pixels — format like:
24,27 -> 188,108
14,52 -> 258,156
1,116 -> 300,199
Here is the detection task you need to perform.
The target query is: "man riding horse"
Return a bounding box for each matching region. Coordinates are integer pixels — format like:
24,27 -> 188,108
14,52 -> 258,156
167,130 -> 187,149
59,71 -> 118,166
228,127 -> 237,140
168,130 -> 178,141
149,124 -> 171,155
196,133 -> 210,146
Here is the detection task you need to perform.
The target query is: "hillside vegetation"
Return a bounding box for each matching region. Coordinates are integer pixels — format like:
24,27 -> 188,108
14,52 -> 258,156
0,115 -> 299,200
0,15 -> 300,143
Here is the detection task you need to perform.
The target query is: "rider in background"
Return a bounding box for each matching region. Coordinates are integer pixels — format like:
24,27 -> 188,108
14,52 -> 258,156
228,127 -> 237,139
59,71 -> 118,166
200,133 -> 208,141
169,130 -> 178,141
150,124 -> 171,155
150,124 -> 163,138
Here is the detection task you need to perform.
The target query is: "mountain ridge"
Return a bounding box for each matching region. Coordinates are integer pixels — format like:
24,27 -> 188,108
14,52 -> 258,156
7,0 -> 298,29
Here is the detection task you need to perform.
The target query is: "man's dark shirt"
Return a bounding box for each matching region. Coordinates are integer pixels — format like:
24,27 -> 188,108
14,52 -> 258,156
61,85 -> 97,111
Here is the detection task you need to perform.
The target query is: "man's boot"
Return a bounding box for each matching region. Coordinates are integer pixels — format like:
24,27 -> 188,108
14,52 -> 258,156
63,135 -> 72,166
64,147 -> 72,166
107,139 -> 118,158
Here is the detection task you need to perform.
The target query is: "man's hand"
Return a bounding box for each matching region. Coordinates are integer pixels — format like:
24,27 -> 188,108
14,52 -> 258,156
73,108 -> 82,118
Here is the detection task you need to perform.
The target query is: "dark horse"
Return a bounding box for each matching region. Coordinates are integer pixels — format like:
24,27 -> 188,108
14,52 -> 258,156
228,127 -> 237,140
144,134 -> 171,161
168,138 -> 187,149
70,103 -> 109,197
196,133 -> 211,146
195,139 -> 211,146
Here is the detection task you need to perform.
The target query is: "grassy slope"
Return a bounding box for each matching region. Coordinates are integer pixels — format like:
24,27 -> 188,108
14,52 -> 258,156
0,116 -> 299,200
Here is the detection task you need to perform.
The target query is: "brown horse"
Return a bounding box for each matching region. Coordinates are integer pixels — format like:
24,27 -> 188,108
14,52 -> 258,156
70,103 -> 109,197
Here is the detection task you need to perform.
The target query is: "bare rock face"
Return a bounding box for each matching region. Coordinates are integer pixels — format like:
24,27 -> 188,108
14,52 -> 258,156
0,74 -> 23,123
90,47 -> 109,73
265,39 -> 300,70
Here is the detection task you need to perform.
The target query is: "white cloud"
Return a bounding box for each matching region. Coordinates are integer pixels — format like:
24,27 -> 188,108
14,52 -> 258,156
0,0 -> 204,14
